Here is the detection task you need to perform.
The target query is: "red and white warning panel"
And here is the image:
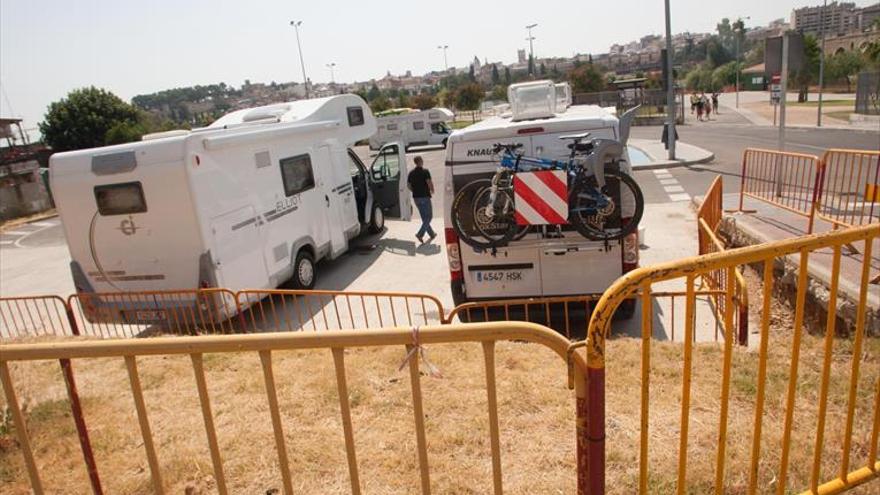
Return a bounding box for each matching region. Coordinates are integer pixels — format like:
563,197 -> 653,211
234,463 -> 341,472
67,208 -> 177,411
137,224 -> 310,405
513,170 -> 569,225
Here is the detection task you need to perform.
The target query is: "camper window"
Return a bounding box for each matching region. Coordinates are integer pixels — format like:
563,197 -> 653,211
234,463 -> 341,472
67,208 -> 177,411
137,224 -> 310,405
280,154 -> 315,197
413,121 -> 424,130
386,123 -> 398,131
94,182 -> 147,216
347,106 -> 365,127
430,122 -> 449,134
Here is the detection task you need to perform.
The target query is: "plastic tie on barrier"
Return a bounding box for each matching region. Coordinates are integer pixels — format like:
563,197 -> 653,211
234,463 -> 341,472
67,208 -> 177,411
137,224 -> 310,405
398,326 -> 443,378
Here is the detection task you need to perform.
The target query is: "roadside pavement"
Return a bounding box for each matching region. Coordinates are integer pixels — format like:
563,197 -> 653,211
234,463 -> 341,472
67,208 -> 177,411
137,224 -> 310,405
716,91 -> 878,131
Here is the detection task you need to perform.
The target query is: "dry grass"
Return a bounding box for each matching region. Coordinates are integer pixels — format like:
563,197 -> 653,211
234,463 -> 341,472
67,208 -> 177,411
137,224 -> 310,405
1,270 -> 878,494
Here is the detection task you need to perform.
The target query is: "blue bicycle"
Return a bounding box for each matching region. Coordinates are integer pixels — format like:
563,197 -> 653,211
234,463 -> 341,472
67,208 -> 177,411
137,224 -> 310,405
451,133 -> 644,249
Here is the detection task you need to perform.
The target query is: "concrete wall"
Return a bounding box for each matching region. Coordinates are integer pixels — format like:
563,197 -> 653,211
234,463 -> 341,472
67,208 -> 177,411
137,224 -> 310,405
0,163 -> 52,221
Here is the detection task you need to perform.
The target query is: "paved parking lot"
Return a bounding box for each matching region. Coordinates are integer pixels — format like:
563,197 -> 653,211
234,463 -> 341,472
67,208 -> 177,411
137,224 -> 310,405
1,144 -> 726,341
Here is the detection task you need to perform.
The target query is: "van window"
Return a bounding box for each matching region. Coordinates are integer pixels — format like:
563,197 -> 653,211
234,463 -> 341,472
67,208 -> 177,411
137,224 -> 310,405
347,106 -> 365,126
413,121 -> 424,130
431,122 -> 449,134
94,182 -> 147,216
373,147 -> 400,180
386,123 -> 398,131
279,154 -> 315,196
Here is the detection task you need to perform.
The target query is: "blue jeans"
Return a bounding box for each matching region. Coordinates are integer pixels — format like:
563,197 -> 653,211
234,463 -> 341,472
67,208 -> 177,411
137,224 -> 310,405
414,197 -> 435,239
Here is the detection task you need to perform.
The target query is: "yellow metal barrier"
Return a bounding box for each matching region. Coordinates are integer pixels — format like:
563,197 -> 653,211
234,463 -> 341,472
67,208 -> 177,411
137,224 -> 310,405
236,289 -> 445,332
0,322 -> 588,494
68,288 -> 241,338
0,295 -> 73,338
736,148 -> 823,233
816,149 -> 880,230
697,176 -> 750,345
584,223 -> 880,494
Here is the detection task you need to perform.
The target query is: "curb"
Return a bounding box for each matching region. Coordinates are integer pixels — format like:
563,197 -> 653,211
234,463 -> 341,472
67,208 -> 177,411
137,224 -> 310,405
631,151 -> 716,171
0,210 -> 59,233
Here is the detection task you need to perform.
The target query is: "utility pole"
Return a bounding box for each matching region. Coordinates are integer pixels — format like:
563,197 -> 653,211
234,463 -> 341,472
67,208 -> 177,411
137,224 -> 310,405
437,45 -> 449,72
734,17 -> 749,108
326,63 -> 336,84
290,20 -> 309,99
664,0 -> 676,160
526,23 -> 537,75
776,33 -> 790,197
817,0 -> 827,126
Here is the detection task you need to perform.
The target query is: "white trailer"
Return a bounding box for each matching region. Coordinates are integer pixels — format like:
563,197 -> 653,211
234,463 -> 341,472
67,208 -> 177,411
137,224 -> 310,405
443,81 -> 640,317
51,95 -> 412,316
369,107 -> 454,150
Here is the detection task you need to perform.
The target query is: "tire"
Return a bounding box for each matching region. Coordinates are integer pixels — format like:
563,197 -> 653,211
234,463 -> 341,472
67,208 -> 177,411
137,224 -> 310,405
368,204 -> 385,233
442,138 -> 448,148
569,169 -> 644,242
450,279 -> 467,307
451,179 -> 517,250
291,250 -> 316,290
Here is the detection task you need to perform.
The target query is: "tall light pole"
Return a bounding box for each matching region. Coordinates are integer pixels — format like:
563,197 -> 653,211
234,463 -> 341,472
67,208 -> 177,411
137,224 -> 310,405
437,45 -> 449,72
817,0 -> 827,126
526,23 -> 537,74
326,63 -> 337,84
290,20 -> 309,99
664,0 -> 676,160
734,16 -> 750,109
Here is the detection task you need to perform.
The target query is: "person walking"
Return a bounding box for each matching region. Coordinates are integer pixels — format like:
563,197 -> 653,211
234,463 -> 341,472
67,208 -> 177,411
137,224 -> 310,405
690,92 -> 699,115
711,92 -> 720,115
704,93 -> 713,121
407,155 -> 436,243
695,92 -> 704,121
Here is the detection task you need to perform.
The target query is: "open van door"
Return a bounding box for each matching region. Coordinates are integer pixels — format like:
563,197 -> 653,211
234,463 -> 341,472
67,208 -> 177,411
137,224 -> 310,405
369,142 -> 412,221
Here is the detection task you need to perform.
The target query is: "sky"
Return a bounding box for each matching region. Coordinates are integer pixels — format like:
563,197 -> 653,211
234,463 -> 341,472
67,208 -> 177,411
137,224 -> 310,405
1,0 -> 876,134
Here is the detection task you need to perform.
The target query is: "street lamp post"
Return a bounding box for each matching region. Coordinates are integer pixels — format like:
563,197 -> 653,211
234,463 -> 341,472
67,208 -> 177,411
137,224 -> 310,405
664,0 -> 676,160
817,0 -> 827,126
437,45 -> 449,72
326,63 -> 336,84
290,20 -> 309,99
734,16 -> 750,109
526,23 -> 537,74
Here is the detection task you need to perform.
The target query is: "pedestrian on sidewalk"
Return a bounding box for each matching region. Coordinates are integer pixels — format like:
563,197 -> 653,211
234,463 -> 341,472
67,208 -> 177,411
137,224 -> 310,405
695,92 -> 704,121
705,95 -> 713,120
690,92 -> 699,115
712,92 -> 720,114
407,155 -> 436,244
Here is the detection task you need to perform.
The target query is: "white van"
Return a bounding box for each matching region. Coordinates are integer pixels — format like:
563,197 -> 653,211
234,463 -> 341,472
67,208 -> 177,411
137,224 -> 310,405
443,81 -> 640,317
369,107 -> 454,150
51,95 -> 412,306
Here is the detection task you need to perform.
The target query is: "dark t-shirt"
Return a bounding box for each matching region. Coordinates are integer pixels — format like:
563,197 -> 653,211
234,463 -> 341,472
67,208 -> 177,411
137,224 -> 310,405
408,167 -> 432,198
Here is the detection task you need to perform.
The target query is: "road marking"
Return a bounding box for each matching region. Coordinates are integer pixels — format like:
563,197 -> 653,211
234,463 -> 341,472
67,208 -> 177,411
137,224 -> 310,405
2,231 -> 30,236
0,240 -> 12,245
669,193 -> 692,202
31,221 -> 57,227
651,169 -> 691,202
664,185 -> 685,193
11,221 -> 58,249
659,178 -> 678,185
652,168 -> 669,174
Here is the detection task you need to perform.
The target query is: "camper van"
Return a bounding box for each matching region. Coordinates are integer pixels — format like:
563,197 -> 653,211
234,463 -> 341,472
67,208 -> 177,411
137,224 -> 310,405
443,81 -> 640,317
51,95 -> 412,307
369,107 -> 454,150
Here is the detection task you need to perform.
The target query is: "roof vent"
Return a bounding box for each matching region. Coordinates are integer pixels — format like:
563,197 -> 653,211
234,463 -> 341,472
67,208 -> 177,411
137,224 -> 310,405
242,104 -> 291,122
508,80 -> 557,121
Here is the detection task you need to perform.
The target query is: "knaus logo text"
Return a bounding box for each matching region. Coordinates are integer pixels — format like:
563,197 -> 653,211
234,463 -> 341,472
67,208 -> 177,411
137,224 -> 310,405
466,148 -> 495,158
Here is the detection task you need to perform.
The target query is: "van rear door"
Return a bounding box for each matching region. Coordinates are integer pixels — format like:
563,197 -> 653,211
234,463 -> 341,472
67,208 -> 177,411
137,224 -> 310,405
369,142 -> 412,221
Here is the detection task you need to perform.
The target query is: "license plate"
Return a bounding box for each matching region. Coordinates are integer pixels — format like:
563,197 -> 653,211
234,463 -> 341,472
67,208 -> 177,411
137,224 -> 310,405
475,271 -> 523,283
133,310 -> 167,322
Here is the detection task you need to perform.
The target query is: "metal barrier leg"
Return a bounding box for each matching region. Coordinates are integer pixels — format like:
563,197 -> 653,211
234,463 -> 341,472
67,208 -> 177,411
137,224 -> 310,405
584,366 -> 605,495
63,303 -> 103,494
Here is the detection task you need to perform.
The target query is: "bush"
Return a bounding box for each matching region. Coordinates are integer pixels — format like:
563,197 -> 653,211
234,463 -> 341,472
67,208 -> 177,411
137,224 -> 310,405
39,87 -> 141,151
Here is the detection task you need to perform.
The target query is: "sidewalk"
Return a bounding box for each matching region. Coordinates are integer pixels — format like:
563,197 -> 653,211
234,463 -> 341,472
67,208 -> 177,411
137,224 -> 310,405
716,91 -> 878,131
695,192 -> 879,336
628,138 -> 714,170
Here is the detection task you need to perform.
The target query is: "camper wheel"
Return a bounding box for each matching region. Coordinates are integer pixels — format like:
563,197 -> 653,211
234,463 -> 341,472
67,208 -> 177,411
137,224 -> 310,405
369,205 -> 385,233
291,250 -> 316,290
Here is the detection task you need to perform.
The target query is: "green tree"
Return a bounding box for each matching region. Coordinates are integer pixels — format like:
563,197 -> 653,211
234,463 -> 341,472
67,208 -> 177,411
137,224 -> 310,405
411,92 -> 438,110
711,61 -> 740,89
489,85 -> 508,101
39,87 -> 141,151
504,67 -> 512,84
826,51 -> 864,91
793,34 -> 821,101
491,64 -> 500,85
568,63 -> 605,93
367,83 -> 381,102
455,83 -> 484,111
539,62 -> 546,76
397,91 -> 411,108
369,95 -> 391,113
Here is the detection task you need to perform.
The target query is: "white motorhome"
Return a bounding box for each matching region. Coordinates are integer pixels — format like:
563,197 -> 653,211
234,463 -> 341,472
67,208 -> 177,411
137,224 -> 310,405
51,95 -> 412,314
369,107 -> 454,150
443,81 -> 640,317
